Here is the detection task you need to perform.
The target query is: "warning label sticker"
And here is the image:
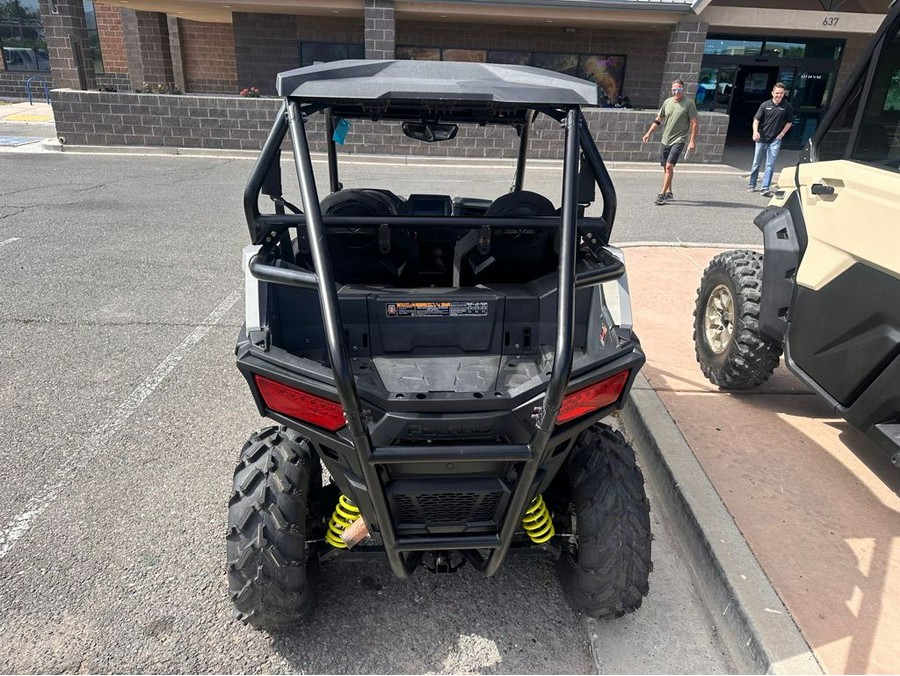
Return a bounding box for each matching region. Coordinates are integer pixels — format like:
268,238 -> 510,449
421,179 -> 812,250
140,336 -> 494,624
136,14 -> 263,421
385,301 -> 489,318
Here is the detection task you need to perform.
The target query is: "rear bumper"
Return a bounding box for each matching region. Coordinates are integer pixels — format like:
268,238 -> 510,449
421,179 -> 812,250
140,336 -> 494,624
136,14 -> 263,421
236,335 -> 644,541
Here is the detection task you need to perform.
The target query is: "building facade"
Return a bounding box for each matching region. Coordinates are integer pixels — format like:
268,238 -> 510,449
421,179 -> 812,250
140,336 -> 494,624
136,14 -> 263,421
0,0 -> 889,152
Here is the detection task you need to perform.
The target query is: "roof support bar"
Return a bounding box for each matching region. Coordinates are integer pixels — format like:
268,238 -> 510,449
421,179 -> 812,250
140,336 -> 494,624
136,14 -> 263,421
513,111 -> 532,192
285,99 -> 415,579
244,101 -> 287,241
482,107 -> 581,577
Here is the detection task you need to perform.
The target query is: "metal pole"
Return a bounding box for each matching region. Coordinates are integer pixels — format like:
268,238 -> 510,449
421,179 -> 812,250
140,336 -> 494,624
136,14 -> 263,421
513,112 -> 532,192
578,115 -> 617,228
483,107 -> 580,577
285,100 -> 412,579
243,102 -> 287,241
325,109 -> 341,194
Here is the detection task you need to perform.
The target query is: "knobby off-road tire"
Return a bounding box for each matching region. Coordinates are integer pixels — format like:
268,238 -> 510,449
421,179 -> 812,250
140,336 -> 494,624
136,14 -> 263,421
556,424 -> 652,619
694,250 -> 783,390
226,426 -> 318,629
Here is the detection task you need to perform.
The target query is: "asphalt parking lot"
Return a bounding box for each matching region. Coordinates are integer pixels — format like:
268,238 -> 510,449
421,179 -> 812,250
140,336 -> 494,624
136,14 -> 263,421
0,151 -> 770,673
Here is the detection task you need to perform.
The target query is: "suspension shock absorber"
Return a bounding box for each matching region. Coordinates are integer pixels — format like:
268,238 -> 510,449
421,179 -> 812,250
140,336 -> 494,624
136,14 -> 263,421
522,494 -> 555,544
326,494 -> 361,549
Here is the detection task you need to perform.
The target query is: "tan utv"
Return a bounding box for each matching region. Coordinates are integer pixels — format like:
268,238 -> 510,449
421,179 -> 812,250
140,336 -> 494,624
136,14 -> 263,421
694,0 -> 900,467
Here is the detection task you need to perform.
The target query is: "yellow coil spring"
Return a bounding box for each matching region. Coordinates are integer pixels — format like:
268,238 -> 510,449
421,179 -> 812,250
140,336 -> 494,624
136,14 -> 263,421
522,494 -> 555,544
326,494 -> 361,549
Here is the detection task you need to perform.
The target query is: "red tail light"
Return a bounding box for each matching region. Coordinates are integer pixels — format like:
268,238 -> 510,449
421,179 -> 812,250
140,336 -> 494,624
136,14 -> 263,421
254,375 -> 346,431
557,370 -> 630,424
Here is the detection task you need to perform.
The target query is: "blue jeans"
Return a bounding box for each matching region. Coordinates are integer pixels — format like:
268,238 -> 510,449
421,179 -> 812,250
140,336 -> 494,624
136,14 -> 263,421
748,139 -> 782,190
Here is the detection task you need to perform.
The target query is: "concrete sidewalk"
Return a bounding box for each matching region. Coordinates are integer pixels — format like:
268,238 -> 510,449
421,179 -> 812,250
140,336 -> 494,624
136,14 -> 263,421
0,100 -> 53,122
623,245 -> 899,675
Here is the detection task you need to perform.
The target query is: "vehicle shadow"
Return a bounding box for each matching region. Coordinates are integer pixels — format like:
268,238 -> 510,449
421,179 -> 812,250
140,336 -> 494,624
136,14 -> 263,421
267,556 -> 593,674
662,199 -> 771,209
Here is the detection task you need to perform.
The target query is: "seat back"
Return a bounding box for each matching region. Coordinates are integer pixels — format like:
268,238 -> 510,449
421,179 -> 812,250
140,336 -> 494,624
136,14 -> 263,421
315,189 -> 415,284
469,191 -> 557,284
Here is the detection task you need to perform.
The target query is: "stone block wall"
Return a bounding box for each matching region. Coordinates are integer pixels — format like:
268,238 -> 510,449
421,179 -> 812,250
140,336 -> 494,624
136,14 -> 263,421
96,73 -> 130,91
659,18 -> 708,103
365,0 -> 395,60
41,0 -> 95,89
50,88 -> 728,162
233,12 -> 299,96
834,33 -> 872,97
0,71 -> 54,98
121,9 -> 174,89
179,19 -> 238,94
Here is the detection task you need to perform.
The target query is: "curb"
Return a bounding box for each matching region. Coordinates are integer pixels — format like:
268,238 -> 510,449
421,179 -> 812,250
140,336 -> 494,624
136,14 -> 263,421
37,140 -> 744,173
622,373 -> 823,675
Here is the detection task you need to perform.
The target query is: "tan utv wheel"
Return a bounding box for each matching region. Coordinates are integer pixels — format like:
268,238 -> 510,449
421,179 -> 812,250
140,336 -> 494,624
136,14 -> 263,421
693,250 -> 783,389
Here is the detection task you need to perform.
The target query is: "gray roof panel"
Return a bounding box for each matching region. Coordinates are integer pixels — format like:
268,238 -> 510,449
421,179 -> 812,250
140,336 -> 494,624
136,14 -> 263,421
276,60 -> 599,106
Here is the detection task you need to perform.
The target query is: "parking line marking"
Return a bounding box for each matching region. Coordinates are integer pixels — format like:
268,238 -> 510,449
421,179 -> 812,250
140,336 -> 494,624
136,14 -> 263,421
0,237 -> 21,248
0,287 -> 242,560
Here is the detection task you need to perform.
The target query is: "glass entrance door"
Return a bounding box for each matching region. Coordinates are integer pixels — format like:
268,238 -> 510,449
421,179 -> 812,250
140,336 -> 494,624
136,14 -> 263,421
727,66 -> 779,143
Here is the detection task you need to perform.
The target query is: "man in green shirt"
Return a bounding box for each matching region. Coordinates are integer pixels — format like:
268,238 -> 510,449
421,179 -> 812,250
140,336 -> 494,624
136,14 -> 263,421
642,79 -> 699,205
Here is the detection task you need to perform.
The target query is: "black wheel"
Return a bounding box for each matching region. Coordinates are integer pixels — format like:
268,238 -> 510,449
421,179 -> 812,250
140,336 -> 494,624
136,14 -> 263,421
226,426 -> 319,629
693,250 -> 783,390
555,424 -> 652,619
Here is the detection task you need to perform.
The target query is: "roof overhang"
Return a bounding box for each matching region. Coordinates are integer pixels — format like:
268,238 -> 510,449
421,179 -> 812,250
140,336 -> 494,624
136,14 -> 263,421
97,0 -> 692,26
698,6 -> 885,35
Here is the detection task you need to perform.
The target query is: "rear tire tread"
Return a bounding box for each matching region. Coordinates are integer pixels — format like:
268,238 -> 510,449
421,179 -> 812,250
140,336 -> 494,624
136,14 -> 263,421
226,426 -> 316,630
556,425 -> 652,619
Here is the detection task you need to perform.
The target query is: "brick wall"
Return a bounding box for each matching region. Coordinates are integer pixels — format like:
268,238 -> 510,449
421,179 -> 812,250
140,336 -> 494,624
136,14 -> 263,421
0,71 -> 54,98
365,0 -> 395,60
42,0 -> 96,89
179,19 -> 238,94
834,33 -> 871,99
96,73 -> 129,91
659,18 -> 708,105
50,88 -> 728,162
233,12 -> 299,96
396,20 -> 669,108
122,10 -> 174,88
95,3 -> 127,73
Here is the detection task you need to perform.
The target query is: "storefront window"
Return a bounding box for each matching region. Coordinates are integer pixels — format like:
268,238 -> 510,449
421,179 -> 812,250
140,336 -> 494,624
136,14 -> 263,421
805,39 -> 843,61
83,0 -> 103,74
704,38 -> 763,57
0,0 -> 49,72
299,42 -> 364,67
705,36 -> 843,63
763,40 -> 805,59
531,52 -> 578,77
580,55 -> 626,102
487,50 -> 530,66
695,64 -> 736,112
442,49 -> 486,62
397,46 -> 626,103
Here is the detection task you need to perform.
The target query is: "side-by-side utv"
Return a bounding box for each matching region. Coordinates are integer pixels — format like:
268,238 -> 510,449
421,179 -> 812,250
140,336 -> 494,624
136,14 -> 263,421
694,3 -> 900,467
228,60 -> 652,628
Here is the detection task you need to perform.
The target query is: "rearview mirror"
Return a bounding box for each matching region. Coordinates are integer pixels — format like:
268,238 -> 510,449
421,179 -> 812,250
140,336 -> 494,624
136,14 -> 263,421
402,121 -> 459,143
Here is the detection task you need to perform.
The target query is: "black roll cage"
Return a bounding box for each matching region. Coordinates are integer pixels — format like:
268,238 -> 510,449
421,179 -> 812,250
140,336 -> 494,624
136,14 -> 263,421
241,99 -> 624,579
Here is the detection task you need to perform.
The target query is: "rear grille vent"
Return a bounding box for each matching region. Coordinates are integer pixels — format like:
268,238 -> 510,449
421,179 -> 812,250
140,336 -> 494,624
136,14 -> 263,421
394,491 -> 501,525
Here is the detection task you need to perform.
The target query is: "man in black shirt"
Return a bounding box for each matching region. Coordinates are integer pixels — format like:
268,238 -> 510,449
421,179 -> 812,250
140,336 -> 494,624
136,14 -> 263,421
747,82 -> 794,197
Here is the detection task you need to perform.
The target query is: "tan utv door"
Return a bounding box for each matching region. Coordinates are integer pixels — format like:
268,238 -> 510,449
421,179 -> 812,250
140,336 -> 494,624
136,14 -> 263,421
788,158 -> 900,406
785,14 -> 900,409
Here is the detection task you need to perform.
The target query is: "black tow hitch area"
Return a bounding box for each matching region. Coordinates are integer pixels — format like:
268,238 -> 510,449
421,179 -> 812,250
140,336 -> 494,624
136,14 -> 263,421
423,550 -> 467,574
